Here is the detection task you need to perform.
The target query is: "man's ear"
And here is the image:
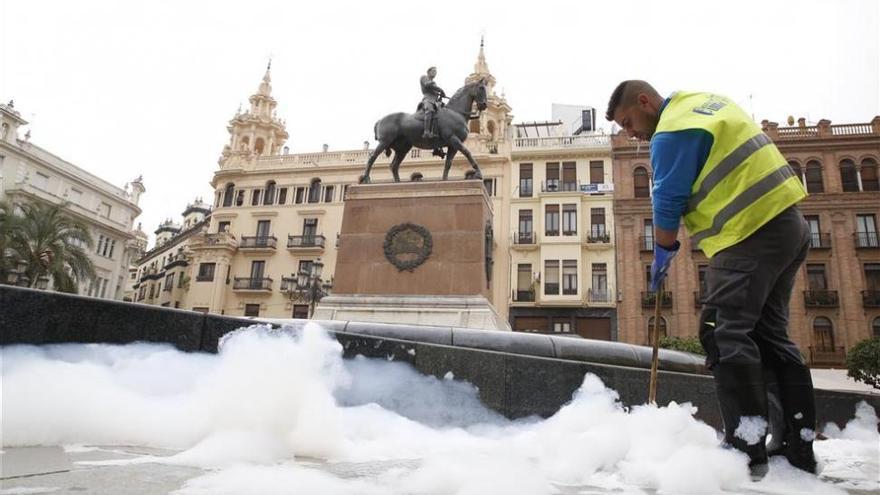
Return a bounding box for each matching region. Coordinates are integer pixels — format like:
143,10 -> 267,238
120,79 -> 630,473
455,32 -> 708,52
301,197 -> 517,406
637,93 -> 650,110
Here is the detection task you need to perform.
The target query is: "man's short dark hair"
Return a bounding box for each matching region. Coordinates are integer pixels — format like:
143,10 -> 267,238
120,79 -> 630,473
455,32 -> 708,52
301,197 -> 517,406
605,80 -> 659,121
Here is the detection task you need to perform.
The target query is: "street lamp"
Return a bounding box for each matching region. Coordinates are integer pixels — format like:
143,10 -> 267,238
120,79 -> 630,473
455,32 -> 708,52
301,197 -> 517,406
287,258 -> 332,319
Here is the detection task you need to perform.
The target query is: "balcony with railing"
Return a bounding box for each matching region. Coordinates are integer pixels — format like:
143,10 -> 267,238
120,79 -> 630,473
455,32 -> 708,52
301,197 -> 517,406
763,117 -> 880,141
544,283 -> 560,296
233,277 -> 273,292
588,289 -> 611,304
803,290 -> 839,308
809,346 -> 846,367
287,234 -> 326,253
512,232 -> 537,249
239,236 -> 277,252
862,290 -> 880,308
513,134 -> 611,151
513,289 -> 535,302
808,233 -> 832,250
854,232 -> 879,249
164,253 -> 189,269
585,232 -> 611,249
642,291 -> 673,309
639,236 -> 654,253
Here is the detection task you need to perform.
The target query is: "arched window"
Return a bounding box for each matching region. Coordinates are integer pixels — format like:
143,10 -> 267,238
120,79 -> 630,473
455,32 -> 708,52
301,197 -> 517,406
264,181 -> 276,206
872,317 -> 880,338
469,119 -> 480,134
308,178 -> 322,204
487,120 -> 497,140
647,316 -> 667,344
240,136 -> 250,151
788,160 -> 803,183
805,160 -> 824,193
812,317 -> 834,351
255,137 -> 265,155
840,159 -> 860,192
861,158 -> 879,192
222,183 -> 235,207
410,172 -> 423,182
634,166 -> 650,198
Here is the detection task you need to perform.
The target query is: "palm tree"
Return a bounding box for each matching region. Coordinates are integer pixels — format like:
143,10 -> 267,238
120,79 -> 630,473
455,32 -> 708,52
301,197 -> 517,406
0,199 -> 21,283
8,201 -> 95,292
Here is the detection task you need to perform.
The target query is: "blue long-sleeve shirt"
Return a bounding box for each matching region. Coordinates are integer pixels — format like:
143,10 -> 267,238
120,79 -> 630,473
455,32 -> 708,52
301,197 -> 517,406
650,97 -> 714,231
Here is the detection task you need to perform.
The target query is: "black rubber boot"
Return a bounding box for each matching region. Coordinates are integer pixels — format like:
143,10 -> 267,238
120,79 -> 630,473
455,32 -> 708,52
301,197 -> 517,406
773,362 -> 818,474
713,363 -> 770,480
763,365 -> 786,456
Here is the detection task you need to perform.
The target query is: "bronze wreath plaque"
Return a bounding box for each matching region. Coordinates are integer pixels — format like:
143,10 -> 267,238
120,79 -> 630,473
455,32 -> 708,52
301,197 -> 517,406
384,222 -> 433,272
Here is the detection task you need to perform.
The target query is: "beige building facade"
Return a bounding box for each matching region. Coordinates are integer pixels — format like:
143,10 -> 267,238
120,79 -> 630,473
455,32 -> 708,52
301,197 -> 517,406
0,101 -> 145,299
612,116 -> 880,365
132,45 -> 621,337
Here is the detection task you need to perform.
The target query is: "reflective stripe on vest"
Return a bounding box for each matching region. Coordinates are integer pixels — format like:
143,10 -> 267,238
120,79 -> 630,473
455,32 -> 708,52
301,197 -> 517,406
686,133 -> 772,213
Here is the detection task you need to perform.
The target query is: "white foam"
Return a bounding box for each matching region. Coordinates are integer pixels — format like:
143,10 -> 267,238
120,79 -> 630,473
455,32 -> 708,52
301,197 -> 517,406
2,323 -> 877,494
733,416 -> 767,446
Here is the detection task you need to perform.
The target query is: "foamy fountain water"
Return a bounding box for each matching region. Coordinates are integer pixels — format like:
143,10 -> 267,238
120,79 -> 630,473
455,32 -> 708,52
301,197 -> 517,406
2,323 -> 877,494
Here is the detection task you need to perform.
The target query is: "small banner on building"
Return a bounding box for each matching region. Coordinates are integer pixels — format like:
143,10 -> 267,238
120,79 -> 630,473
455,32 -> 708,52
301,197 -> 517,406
580,183 -> 615,193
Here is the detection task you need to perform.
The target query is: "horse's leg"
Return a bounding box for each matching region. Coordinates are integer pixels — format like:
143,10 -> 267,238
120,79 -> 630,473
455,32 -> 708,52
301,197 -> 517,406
442,147 -> 458,180
447,136 -> 482,179
389,144 -> 411,182
362,142 -> 388,184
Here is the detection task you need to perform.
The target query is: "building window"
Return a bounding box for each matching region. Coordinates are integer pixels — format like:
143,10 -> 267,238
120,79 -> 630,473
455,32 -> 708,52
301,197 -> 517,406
646,263 -> 666,291
303,218 -> 318,237
562,161 -> 577,191
861,158 -> 879,191
840,159 -> 860,192
298,259 -> 314,277
545,205 -> 560,236
108,240 -> 116,259
256,220 -> 271,239
788,160 -> 803,184
235,190 -> 245,206
517,210 -> 533,244
178,271 -> 186,288
806,264 -> 827,290
244,304 -> 261,317
222,183 -> 235,207
591,263 -> 608,301
813,317 -> 835,351
519,163 -> 533,197
805,161 -> 824,193
293,304 -> 309,319
553,319 -> 571,333
562,259 -> 577,295
865,263 -> 880,291
873,317 -> 880,338
164,273 -> 174,291
100,202 -> 112,219
546,162 -> 559,191
483,178 -> 497,196
323,185 -> 335,203
648,316 -> 668,343
33,171 -> 49,190
589,160 -> 604,185
218,221 -> 230,233
251,189 -> 261,206
698,264 -> 708,298
343,184 -> 350,200
544,260 -> 560,295
277,187 -> 288,205
250,260 -> 266,280
264,181 -> 276,205
516,263 -> 532,300
197,262 -> 216,282
856,214 -> 878,247
805,215 -> 822,247
643,219 -> 654,250
295,187 -> 305,204
308,179 -> 322,203
634,166 -> 650,198
69,188 -> 82,205
590,208 -> 606,239
562,204 -> 577,235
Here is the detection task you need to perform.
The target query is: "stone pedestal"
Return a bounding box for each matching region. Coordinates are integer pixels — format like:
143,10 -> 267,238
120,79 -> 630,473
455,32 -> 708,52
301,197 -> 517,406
313,180 -> 509,331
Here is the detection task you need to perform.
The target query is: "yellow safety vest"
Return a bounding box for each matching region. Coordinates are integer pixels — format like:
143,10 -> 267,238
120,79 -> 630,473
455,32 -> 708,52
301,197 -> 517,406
654,92 -> 807,257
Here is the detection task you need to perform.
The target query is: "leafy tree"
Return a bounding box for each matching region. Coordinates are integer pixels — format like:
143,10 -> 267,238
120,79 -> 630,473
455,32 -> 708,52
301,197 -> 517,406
0,199 -> 21,283
846,338 -> 880,389
660,335 -> 706,355
7,201 -> 95,292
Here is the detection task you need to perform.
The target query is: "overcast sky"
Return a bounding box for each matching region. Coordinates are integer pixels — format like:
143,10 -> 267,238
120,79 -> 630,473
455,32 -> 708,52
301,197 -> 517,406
2,0 -> 878,248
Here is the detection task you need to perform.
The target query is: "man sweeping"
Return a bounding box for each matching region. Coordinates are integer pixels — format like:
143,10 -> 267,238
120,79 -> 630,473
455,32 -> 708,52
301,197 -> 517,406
606,81 -> 817,479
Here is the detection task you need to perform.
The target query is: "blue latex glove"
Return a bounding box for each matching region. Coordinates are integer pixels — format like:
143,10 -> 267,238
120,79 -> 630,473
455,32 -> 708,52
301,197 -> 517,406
650,241 -> 680,291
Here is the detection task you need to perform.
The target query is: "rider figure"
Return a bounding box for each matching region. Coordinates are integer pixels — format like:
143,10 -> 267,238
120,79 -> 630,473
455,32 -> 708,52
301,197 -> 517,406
420,66 -> 446,139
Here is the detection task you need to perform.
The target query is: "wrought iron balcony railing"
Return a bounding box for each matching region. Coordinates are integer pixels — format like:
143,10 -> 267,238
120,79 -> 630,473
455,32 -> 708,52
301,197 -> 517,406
287,235 -> 326,249
642,290 -> 673,308
233,277 -> 273,291
803,290 -> 839,308
239,236 -> 277,249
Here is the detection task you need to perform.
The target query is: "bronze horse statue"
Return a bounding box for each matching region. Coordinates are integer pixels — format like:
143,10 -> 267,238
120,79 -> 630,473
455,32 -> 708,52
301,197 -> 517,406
361,79 -> 488,183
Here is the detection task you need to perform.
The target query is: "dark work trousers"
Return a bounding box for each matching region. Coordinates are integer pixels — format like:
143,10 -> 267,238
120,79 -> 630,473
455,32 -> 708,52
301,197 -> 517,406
699,206 -> 811,368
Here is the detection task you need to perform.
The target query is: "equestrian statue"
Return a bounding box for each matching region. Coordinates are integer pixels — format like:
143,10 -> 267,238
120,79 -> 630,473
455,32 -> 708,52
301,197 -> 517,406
361,67 -> 488,183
